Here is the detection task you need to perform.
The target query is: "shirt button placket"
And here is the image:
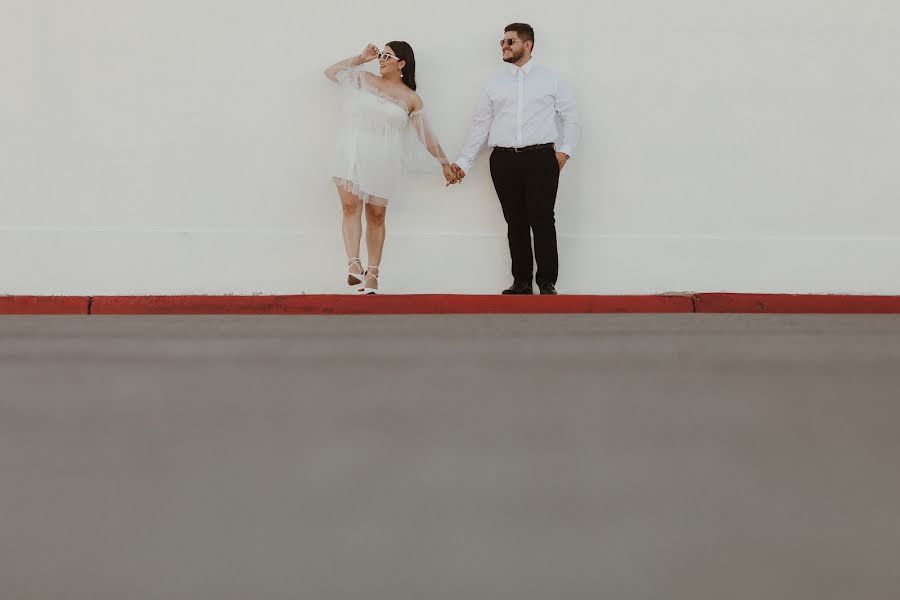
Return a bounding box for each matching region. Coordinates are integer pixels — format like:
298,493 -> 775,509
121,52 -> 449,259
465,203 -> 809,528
516,69 -> 524,147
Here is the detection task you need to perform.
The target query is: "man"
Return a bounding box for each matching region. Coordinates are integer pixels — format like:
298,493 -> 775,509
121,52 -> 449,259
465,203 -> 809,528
452,23 -> 580,295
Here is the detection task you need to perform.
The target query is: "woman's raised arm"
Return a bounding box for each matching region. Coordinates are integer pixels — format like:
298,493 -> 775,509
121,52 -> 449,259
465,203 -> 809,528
324,44 -> 378,82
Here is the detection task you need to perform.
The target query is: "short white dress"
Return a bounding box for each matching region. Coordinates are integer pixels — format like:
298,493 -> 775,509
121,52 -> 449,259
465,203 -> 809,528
329,67 -> 448,206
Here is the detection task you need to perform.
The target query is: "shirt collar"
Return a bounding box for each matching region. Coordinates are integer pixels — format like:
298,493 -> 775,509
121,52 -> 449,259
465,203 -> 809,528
506,58 -> 535,76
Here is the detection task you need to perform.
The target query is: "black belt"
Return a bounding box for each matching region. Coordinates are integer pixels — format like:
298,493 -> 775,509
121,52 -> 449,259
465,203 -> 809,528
493,143 -> 555,153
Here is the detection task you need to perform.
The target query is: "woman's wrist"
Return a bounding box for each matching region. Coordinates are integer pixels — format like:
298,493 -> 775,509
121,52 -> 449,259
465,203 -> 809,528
343,55 -> 366,68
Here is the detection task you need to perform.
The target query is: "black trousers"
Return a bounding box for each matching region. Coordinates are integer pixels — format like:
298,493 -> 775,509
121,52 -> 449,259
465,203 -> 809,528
489,148 -> 561,286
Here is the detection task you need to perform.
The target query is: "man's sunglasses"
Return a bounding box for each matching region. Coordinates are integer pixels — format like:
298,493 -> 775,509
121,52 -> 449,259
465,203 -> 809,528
500,38 -> 519,47
378,51 -> 400,61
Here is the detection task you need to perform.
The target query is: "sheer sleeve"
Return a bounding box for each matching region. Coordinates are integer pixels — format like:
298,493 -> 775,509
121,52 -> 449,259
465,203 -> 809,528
404,109 -> 450,173
333,66 -> 364,90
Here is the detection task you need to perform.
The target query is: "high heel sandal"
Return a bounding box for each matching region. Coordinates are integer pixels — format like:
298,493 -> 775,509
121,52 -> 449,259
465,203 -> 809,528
360,265 -> 380,295
347,257 -> 364,289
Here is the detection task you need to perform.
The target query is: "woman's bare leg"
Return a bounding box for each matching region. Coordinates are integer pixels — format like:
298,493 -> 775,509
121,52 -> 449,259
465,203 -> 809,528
364,202 -> 387,291
336,183 -> 364,284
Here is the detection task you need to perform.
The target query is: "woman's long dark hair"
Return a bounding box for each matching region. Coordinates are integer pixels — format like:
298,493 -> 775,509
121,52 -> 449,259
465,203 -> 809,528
387,41 -> 416,91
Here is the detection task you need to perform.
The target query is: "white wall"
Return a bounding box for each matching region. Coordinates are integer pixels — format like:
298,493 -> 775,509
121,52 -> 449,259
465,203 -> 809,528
2,0 -> 899,295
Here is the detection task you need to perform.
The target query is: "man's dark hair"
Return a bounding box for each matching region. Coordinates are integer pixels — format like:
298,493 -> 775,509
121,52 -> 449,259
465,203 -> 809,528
505,23 -> 535,48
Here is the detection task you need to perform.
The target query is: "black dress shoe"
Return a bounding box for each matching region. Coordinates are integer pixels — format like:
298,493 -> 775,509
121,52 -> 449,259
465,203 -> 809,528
538,282 -> 558,295
502,281 -> 534,295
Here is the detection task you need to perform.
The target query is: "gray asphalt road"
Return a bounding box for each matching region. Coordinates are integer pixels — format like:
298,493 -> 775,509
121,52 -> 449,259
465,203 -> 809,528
2,315 -> 900,600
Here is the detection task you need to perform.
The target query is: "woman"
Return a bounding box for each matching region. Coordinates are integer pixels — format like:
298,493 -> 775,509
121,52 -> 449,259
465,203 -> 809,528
325,42 -> 457,294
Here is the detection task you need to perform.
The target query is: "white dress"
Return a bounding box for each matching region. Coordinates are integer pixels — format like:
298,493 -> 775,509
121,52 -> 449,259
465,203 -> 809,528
329,67 -> 448,206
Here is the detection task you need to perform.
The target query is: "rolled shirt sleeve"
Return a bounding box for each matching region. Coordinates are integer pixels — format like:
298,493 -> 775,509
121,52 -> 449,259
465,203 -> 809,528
554,77 -> 580,158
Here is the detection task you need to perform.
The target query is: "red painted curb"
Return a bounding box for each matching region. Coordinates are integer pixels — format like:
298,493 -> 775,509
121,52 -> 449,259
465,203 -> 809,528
0,296 -> 90,315
89,294 -> 695,315
694,294 -> 900,314
6,295 -> 900,315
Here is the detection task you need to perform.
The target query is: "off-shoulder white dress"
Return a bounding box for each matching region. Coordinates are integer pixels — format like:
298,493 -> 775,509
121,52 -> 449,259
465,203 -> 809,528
329,67 -> 448,206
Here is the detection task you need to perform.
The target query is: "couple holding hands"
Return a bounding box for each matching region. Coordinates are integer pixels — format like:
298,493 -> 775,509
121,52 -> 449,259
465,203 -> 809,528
324,23 -> 580,294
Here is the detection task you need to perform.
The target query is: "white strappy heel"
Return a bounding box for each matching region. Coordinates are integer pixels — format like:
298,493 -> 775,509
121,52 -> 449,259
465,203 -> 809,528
347,257 -> 364,290
360,265 -> 380,295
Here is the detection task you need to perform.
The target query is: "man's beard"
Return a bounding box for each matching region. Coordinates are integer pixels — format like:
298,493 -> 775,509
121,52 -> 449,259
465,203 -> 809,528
503,49 -> 525,63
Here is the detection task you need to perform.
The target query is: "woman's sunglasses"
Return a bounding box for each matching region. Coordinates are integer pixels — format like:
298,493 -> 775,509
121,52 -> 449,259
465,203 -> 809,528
378,51 -> 400,62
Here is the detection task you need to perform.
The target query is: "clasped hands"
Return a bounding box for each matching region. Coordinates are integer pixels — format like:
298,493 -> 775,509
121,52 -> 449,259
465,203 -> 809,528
443,164 -> 466,186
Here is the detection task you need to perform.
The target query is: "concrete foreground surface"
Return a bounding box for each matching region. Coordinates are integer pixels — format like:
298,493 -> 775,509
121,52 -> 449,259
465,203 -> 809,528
2,315 -> 900,600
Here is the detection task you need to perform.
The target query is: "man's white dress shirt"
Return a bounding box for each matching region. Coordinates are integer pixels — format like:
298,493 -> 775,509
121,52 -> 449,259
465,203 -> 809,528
455,59 -> 580,174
